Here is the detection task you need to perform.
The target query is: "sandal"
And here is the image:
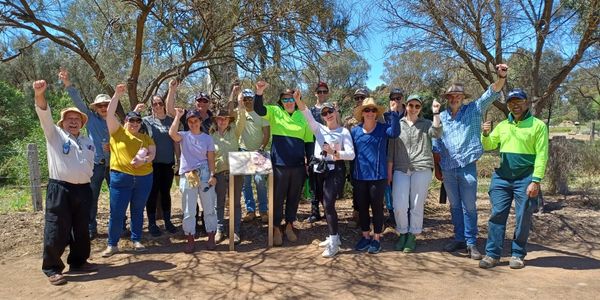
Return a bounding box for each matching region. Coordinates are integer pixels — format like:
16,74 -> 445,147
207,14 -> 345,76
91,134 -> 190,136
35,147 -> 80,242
48,273 -> 67,285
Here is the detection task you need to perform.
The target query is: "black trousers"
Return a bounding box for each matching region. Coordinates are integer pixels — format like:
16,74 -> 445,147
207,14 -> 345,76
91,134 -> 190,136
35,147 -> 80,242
42,179 -> 92,277
349,160 -> 359,211
146,162 -> 175,224
314,162 -> 345,235
273,166 -> 306,225
355,179 -> 386,234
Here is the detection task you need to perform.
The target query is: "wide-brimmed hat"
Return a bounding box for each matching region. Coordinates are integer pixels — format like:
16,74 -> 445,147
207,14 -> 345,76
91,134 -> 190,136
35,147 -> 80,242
90,94 -> 111,109
353,97 -> 385,122
443,83 -> 472,99
57,107 -> 88,128
211,109 -> 235,122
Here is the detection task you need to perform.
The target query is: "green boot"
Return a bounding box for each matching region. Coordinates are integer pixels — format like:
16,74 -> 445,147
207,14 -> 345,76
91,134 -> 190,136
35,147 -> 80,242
395,233 -> 407,251
403,233 -> 416,253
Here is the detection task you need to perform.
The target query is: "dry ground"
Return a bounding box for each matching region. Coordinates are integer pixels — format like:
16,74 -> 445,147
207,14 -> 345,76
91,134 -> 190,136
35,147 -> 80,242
1,188 -> 599,299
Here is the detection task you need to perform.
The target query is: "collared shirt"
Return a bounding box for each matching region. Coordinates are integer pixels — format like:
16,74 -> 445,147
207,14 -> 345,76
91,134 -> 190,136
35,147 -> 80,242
388,117 -> 443,173
212,108 -> 246,173
239,110 -> 269,151
66,86 -> 110,164
432,85 -> 500,170
35,105 -> 94,184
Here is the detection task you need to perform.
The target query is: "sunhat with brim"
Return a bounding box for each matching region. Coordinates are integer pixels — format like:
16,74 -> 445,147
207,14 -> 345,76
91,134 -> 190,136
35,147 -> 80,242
57,107 -> 88,128
353,97 -> 385,122
211,109 -> 235,122
406,94 -> 423,104
443,83 -> 472,99
90,94 -> 111,108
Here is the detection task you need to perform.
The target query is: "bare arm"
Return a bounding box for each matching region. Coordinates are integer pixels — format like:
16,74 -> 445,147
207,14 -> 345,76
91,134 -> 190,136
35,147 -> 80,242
260,126 -> 270,151
106,84 -> 127,134
169,108 -> 185,142
492,64 -> 508,92
207,151 -> 217,186
165,79 -> 178,117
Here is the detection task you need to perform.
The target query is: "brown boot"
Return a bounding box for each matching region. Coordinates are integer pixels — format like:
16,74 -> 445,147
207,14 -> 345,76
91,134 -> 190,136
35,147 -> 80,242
273,227 -> 283,246
206,232 -> 216,250
285,223 -> 297,242
184,234 -> 195,254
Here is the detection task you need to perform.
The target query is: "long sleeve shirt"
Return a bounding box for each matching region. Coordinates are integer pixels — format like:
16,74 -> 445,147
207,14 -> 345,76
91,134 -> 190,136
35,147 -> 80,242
388,117 -> 443,173
66,86 -> 110,164
36,105 -> 94,184
432,85 -> 500,170
481,111 -> 549,182
212,108 -> 246,173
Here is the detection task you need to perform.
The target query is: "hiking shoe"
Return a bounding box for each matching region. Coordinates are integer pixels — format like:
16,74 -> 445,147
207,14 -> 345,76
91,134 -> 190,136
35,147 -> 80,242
215,231 -> 225,244
233,233 -> 241,245
322,242 -> 340,258
467,245 -> 482,260
273,227 -> 283,246
259,211 -> 269,223
285,225 -> 297,242
101,246 -> 119,257
148,224 -> 162,237
243,211 -> 256,222
403,233 -> 416,253
319,236 -> 331,247
355,237 -> 372,252
479,256 -> 499,269
395,233 -> 407,251
133,241 -> 147,252
443,240 -> 467,252
367,239 -> 382,254
165,222 -> 178,234
184,234 -> 195,254
509,256 -> 525,269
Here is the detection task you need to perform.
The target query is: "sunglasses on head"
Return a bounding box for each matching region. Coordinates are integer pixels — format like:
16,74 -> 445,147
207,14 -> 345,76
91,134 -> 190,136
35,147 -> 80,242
321,109 -> 335,116
281,97 -> 295,103
152,102 -> 164,107
363,107 -> 377,113
407,103 -> 421,109
316,90 -> 328,95
390,97 -> 402,101
128,118 -> 142,124
195,98 -> 209,103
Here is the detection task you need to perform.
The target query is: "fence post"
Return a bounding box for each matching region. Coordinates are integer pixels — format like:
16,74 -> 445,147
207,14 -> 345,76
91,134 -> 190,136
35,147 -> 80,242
27,143 -> 43,211
591,122 -> 596,142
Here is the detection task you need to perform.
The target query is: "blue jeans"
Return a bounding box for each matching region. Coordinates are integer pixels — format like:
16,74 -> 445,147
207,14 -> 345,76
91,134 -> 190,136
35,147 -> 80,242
89,163 -> 110,233
442,162 -> 478,245
107,171 -> 153,246
485,173 -> 537,259
243,174 -> 268,213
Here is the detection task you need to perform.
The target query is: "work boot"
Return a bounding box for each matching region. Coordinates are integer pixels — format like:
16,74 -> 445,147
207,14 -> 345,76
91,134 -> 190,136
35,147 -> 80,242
184,234 -> 195,254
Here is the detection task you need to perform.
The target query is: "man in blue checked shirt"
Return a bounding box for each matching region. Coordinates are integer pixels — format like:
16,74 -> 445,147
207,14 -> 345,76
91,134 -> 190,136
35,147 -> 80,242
432,64 -> 508,260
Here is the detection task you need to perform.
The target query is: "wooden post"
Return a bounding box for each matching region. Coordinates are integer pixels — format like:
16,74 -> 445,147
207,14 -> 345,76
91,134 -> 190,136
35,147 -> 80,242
27,144 -> 43,211
229,173 -> 235,251
268,173 -> 274,248
591,122 -> 596,142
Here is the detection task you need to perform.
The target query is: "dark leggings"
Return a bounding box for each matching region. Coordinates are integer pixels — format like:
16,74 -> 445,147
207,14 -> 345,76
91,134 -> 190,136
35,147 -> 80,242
355,179 -> 386,234
146,163 -> 175,224
315,163 -> 345,235
273,166 -> 306,225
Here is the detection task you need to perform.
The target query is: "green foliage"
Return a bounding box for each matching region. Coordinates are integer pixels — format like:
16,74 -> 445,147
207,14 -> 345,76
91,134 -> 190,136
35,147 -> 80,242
0,187 -> 33,214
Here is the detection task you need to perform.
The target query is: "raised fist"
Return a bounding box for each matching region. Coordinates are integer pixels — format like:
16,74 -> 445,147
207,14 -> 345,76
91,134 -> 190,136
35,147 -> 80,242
293,89 -> 302,102
174,107 -> 185,117
169,79 -> 179,90
482,121 -> 492,136
256,80 -> 268,93
431,99 -> 441,114
33,80 -> 47,95
134,103 -> 146,113
496,64 -> 508,78
114,83 -> 126,98
58,67 -> 71,87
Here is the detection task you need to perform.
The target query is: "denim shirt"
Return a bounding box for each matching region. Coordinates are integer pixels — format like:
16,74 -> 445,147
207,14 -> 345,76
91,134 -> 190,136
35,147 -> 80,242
432,85 -> 500,170
66,86 -> 110,164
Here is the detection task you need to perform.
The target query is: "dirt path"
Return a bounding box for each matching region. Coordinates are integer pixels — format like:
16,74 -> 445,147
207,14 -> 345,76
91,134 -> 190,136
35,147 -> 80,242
1,193 -> 599,299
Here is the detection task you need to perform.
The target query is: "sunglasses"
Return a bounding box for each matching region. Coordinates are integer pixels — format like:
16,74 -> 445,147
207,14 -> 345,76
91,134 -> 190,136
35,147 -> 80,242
390,97 -> 403,101
407,104 -> 421,109
128,118 -> 142,124
363,107 -> 377,113
354,96 -> 366,101
321,109 -> 335,116
195,98 -> 209,103
281,98 -> 295,103
152,102 -> 164,107
316,90 -> 329,95
95,103 -> 109,108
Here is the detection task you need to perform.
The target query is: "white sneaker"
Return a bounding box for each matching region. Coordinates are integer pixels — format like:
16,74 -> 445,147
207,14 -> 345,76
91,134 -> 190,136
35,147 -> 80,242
318,237 -> 331,247
322,243 -> 340,258
102,246 -> 119,257
133,241 -> 147,252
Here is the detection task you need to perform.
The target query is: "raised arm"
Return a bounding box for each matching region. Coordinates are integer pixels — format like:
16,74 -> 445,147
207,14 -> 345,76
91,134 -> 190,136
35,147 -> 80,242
165,79 -> 179,117
234,89 -> 246,138
295,90 -> 320,134
492,64 -> 508,92
253,80 -> 268,116
429,99 -> 443,138
169,108 -> 185,142
59,68 -> 91,115
33,80 -> 57,140
106,83 -> 127,134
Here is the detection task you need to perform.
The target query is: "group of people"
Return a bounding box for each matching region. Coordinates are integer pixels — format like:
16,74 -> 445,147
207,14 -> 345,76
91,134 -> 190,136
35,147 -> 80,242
35,63 -> 548,286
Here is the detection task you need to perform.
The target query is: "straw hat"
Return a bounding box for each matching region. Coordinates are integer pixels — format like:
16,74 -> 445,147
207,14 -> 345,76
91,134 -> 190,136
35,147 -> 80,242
57,107 -> 88,128
443,83 -> 472,99
90,94 -> 111,108
353,97 -> 385,122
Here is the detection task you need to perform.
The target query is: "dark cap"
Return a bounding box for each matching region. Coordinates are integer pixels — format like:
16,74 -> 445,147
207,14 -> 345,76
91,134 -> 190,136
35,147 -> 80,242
186,110 -> 201,120
320,102 -> 335,112
279,88 -> 294,99
506,89 -> 528,102
353,88 -> 369,97
315,81 -> 329,91
406,94 -> 423,104
389,88 -> 404,99
125,111 -> 142,120
242,89 -> 255,98
194,92 -> 210,102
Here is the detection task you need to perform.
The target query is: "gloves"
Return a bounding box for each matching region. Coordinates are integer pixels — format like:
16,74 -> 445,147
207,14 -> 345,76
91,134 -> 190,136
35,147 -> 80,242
185,170 -> 200,188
